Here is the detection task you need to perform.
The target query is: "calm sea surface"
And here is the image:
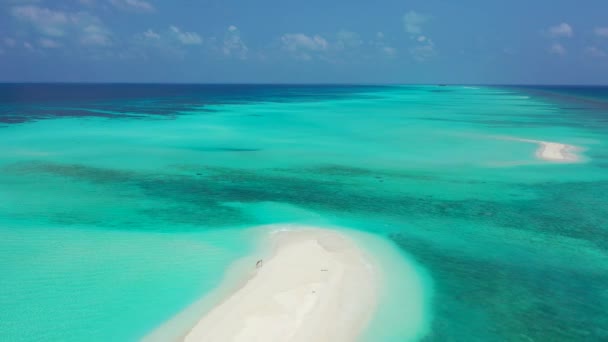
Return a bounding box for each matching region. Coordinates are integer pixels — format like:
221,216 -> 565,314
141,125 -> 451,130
1,84 -> 607,341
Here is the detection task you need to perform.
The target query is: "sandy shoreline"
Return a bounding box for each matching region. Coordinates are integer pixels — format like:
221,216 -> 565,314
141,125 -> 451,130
146,226 -> 379,342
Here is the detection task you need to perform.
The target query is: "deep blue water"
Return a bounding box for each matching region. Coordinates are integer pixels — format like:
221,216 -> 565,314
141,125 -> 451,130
0,83 -> 388,123
3,83 -> 607,124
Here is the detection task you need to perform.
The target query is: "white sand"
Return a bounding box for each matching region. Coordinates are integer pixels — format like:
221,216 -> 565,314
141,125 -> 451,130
534,141 -> 580,162
178,227 -> 378,342
496,136 -> 582,163
143,225 -> 431,342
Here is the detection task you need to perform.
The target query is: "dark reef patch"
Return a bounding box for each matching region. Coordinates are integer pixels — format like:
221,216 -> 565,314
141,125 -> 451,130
391,233 -> 608,341
3,159 -> 608,340
4,161 -> 607,248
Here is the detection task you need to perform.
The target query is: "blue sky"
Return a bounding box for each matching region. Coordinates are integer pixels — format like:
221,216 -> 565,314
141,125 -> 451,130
1,0 -> 608,84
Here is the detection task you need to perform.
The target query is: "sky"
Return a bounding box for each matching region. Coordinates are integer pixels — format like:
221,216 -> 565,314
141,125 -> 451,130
1,0 -> 608,84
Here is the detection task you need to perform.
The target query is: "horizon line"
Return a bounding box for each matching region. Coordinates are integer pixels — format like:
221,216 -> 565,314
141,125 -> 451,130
1,82 -> 607,87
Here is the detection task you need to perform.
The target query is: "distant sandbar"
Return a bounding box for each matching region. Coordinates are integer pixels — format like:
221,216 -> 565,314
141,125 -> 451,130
499,136 -> 583,163
534,140 -> 580,162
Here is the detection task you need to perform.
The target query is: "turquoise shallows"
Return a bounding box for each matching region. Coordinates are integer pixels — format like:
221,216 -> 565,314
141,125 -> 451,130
1,85 -> 607,341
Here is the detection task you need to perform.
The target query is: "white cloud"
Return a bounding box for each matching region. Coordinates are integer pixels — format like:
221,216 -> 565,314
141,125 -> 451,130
595,27 -> 608,38
223,25 -> 248,58
403,10 -> 436,61
280,33 -> 328,61
371,31 -> 396,57
281,33 -> 328,51
143,29 -> 160,40
547,23 -> 573,38
550,43 -> 567,55
585,46 -> 606,57
133,26 -> 205,59
109,0 -> 155,13
23,41 -> 33,50
410,39 -> 435,61
11,5 -> 69,37
403,11 -> 429,35
170,26 -> 202,45
382,46 -> 396,56
81,24 -> 111,46
39,37 -> 61,48
335,30 -> 363,50
11,5 -> 112,47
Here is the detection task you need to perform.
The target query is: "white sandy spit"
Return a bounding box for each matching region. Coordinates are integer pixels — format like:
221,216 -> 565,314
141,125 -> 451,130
534,140 -> 580,162
497,136 -> 583,163
147,226 -> 379,342
184,227 -> 377,342
144,225 -> 432,342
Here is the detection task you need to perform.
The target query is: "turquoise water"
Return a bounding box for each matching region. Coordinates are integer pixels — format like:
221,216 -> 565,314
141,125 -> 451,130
1,85 -> 607,341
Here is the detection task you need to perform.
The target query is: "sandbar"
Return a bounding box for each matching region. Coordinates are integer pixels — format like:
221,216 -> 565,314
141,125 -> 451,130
177,227 -> 378,342
497,136 -> 582,163
534,140 -> 580,162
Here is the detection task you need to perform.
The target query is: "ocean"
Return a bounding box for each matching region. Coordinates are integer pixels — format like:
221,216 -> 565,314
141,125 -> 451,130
1,84 -> 607,341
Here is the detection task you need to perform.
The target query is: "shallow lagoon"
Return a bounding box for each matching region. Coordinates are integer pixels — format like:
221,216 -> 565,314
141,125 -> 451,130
1,85 -> 607,341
